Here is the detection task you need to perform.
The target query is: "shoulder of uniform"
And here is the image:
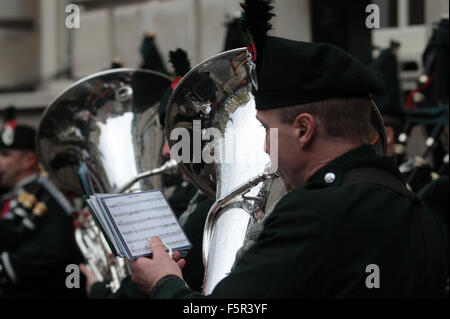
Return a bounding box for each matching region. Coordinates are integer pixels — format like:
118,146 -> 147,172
273,186 -> 327,208
266,188 -> 318,225
267,185 -> 348,228
21,175 -> 74,215
8,189 -> 49,231
36,175 -> 74,215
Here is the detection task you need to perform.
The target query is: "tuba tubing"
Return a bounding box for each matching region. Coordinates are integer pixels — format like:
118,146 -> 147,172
118,159 -> 178,193
201,169 -> 277,294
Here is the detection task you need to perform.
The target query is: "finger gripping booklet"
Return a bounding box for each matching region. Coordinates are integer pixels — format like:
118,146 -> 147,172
85,190 -> 191,259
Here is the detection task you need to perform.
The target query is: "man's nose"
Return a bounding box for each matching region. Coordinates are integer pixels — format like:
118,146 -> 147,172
161,140 -> 171,159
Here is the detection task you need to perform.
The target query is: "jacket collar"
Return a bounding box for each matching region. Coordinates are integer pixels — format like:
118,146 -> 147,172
304,145 -> 401,189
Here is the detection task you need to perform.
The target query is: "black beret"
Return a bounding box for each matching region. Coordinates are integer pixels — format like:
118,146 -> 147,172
255,37 -> 386,110
0,124 -> 36,151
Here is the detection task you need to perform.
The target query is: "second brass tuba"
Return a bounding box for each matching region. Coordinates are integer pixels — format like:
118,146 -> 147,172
36,68 -> 172,292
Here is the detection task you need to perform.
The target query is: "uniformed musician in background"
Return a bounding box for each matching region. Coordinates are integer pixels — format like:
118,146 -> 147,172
371,40 -> 405,158
0,107 -> 84,298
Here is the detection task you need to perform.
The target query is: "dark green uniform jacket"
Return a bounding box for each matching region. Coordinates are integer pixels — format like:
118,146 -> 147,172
0,174 -> 84,298
419,176 -> 449,273
89,275 -> 148,299
152,145 -> 447,298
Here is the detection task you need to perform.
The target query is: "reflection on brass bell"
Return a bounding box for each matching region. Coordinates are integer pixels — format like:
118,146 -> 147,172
32,202 -> 48,217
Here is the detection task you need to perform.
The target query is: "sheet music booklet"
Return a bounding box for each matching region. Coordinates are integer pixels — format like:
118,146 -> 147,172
84,190 -> 192,259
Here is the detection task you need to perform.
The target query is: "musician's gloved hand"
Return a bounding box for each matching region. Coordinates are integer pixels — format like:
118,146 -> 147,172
130,236 -> 186,295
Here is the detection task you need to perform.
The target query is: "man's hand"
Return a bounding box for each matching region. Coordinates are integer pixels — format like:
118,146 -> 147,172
79,264 -> 99,296
130,236 -> 186,294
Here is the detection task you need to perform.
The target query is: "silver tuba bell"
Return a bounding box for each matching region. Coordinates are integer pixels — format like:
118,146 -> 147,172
36,68 -> 172,292
165,48 -> 284,294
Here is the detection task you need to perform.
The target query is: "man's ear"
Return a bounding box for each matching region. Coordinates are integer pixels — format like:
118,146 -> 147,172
385,126 -> 395,147
294,113 -> 316,148
384,126 -> 396,155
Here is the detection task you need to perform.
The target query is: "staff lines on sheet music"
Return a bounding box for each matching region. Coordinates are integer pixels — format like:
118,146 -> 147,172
132,240 -> 188,255
162,239 -> 189,247
127,231 -> 182,244
107,197 -> 165,209
112,205 -> 167,217
122,222 -> 177,236
116,213 -> 172,226
133,247 -> 150,255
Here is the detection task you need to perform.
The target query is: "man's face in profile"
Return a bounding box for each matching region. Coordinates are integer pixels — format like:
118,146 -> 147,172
256,109 -> 302,191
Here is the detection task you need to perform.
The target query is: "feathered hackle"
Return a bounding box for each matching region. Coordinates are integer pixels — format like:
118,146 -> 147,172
240,0 -> 275,62
169,48 -> 191,77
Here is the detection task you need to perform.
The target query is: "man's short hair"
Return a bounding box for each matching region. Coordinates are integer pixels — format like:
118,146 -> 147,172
278,97 -> 373,143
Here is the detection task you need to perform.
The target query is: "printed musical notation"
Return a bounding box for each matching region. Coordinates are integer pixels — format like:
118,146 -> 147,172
99,190 -> 191,258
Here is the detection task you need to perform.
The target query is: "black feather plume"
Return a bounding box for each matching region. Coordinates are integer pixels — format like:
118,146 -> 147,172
169,49 -> 191,77
240,0 -> 275,61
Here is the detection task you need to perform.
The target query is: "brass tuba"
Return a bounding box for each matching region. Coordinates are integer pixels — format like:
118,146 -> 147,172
36,68 -> 172,292
165,48 -> 283,294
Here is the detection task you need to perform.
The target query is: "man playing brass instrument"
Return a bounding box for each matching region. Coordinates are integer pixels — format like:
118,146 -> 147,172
0,107 -> 83,298
130,0 -> 447,298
